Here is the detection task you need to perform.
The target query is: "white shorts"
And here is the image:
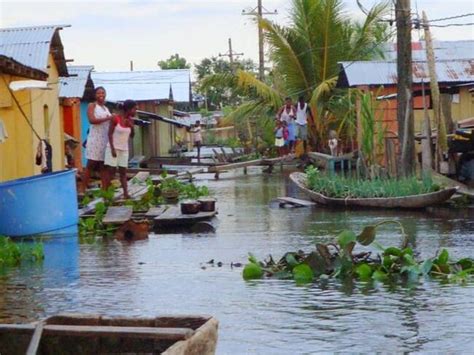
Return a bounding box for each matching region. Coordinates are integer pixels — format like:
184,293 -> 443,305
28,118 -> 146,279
275,137 -> 285,147
104,146 -> 129,168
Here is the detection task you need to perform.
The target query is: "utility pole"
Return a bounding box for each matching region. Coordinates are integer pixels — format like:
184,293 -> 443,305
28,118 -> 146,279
396,0 -> 415,177
422,11 -> 447,173
242,0 -> 277,81
219,38 -> 243,67
130,60 -> 134,71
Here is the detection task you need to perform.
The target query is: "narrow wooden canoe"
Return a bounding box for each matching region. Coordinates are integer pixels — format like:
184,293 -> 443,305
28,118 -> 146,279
290,172 -> 458,209
0,313 -> 218,355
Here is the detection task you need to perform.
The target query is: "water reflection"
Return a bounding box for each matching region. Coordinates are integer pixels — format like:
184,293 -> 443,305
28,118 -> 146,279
0,173 -> 472,353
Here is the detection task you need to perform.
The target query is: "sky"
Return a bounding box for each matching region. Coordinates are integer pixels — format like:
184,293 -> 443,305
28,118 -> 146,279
1,0 -> 473,73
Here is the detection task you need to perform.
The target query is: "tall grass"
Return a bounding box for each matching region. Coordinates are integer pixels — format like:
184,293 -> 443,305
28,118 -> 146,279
306,166 -> 440,198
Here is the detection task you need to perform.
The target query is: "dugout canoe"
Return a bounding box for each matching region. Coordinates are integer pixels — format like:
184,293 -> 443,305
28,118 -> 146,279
0,313 -> 218,355
290,172 -> 458,209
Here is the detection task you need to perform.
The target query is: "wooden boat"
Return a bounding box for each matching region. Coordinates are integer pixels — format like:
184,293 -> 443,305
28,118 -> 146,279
290,172 -> 458,209
0,313 -> 218,355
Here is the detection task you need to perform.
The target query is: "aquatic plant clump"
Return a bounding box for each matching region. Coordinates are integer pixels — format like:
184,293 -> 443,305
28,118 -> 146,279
0,236 -> 44,267
242,222 -> 474,285
305,166 -> 441,198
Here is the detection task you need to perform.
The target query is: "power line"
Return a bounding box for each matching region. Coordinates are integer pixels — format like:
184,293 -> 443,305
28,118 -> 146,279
427,12 -> 474,23
242,0 -> 278,81
429,22 -> 474,28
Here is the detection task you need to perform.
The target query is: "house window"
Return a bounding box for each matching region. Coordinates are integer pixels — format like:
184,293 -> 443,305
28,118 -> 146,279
452,94 -> 460,104
43,104 -> 49,135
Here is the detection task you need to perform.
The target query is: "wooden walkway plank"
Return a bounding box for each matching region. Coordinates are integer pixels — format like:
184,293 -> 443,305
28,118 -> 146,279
277,197 -> 316,207
102,206 -> 133,224
145,206 -> 168,218
79,172 -> 150,216
155,206 -> 217,226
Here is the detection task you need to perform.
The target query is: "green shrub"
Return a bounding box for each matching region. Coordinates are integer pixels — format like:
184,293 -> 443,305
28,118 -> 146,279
306,166 -> 441,198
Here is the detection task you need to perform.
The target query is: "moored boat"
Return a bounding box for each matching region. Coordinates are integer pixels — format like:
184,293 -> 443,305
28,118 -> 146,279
0,313 -> 218,355
0,170 -> 78,237
290,172 -> 458,209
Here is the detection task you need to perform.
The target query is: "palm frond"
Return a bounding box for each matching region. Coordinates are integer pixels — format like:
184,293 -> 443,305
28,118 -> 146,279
235,70 -> 283,110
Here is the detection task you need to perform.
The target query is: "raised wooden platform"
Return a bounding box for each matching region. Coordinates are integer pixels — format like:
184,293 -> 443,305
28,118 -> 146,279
102,206 -> 133,225
154,206 -> 217,226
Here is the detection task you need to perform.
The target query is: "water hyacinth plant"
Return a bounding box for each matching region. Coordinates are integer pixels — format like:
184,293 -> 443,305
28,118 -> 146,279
305,166 -> 441,198
0,236 -> 44,267
243,222 -> 474,285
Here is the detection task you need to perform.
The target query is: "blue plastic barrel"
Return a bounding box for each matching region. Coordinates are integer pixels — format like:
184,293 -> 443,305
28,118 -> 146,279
0,170 -> 79,237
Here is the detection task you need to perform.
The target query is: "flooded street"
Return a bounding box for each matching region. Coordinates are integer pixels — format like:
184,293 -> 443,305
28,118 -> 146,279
1,170 -> 473,354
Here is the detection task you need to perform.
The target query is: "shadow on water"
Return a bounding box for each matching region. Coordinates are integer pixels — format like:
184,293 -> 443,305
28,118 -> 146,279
0,172 -> 473,353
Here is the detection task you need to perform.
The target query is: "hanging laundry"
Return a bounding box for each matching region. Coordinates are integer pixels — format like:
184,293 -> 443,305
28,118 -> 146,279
35,139 -> 53,173
0,119 -> 8,143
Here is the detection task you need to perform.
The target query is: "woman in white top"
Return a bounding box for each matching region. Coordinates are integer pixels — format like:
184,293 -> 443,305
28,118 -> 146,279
83,87 -> 114,190
104,100 -> 136,199
277,97 -> 296,153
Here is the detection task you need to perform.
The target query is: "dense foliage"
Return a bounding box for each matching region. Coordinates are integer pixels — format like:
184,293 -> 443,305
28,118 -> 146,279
158,53 -> 191,69
305,166 -> 441,198
0,236 -> 44,267
243,222 -> 474,285
200,0 -> 392,149
195,57 -> 257,109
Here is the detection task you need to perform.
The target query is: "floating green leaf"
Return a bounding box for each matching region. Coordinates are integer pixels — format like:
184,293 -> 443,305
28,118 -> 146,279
357,226 -> 376,246
337,230 -> 357,249
243,263 -> 264,280
355,263 -> 373,280
384,247 -> 402,257
437,249 -> 449,265
372,270 -> 388,281
285,253 -> 299,269
293,264 -> 314,284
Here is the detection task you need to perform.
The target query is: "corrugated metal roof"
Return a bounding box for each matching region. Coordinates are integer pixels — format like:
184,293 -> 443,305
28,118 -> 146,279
0,25 -> 69,76
91,70 -> 191,103
338,59 -> 474,87
59,65 -> 94,98
383,40 -> 474,61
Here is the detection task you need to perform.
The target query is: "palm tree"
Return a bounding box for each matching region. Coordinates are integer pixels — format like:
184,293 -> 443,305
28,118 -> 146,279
201,0 -> 391,150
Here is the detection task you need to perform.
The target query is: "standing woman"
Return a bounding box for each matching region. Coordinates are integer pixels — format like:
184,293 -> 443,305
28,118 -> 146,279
83,87 -> 114,189
278,97 -> 296,154
104,100 -> 136,199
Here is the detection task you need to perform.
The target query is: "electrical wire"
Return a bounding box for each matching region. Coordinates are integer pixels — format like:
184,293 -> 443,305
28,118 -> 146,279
427,13 -> 474,23
429,22 -> 474,28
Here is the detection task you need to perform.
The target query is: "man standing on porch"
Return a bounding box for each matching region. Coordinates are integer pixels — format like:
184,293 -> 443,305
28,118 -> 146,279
295,95 -> 313,154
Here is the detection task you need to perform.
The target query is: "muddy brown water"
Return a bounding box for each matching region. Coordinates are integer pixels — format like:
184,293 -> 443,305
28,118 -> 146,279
0,169 -> 473,354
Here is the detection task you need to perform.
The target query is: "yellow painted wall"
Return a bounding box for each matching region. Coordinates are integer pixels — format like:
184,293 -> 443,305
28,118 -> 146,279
31,54 -> 64,174
0,74 -> 34,181
452,87 -> 474,121
0,54 -> 65,182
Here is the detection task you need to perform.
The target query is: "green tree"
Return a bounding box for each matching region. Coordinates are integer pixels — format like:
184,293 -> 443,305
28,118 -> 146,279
158,54 -> 191,70
200,0 -> 391,149
195,57 -> 257,109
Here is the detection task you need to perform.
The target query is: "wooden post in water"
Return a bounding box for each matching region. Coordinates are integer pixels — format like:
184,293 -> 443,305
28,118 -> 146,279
420,78 -> 433,174
422,11 -> 447,173
396,0 -> 415,177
